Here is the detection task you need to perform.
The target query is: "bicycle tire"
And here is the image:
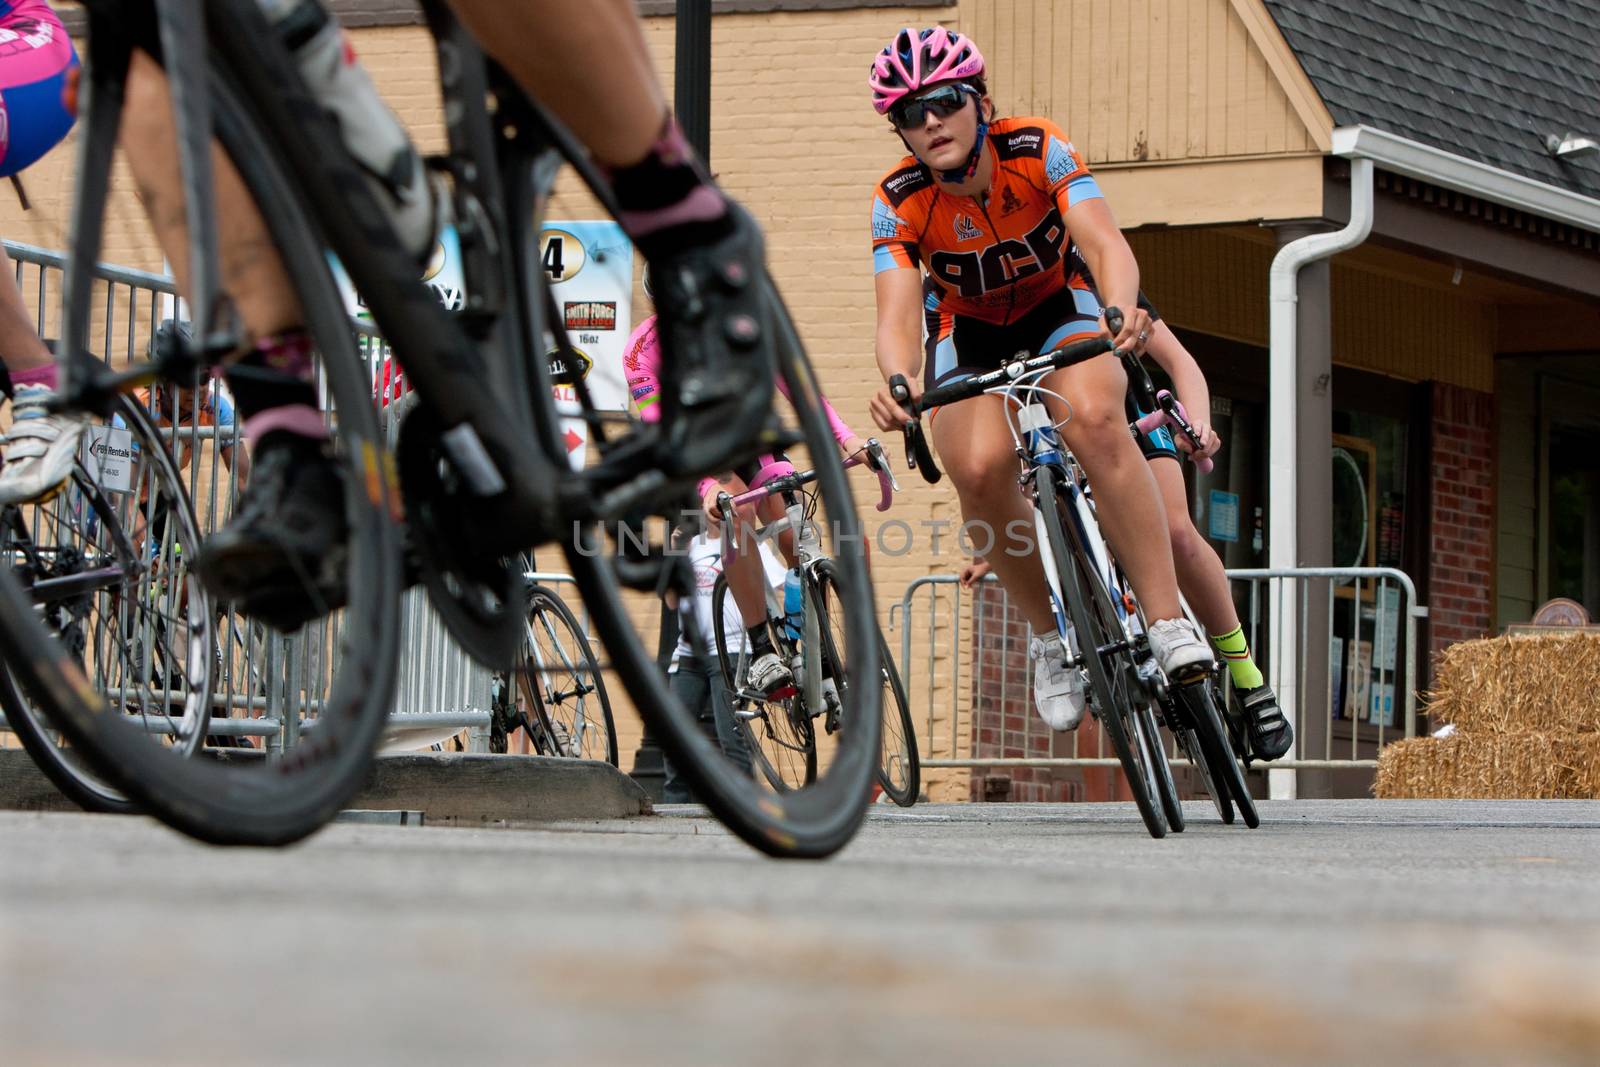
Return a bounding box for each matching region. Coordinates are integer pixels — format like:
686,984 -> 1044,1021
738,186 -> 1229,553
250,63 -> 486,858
712,571 -> 817,791
0,409 -> 214,813
515,584 -> 617,766
1181,680 -> 1260,829
203,0 -> 881,856
562,273 -> 880,858
0,58 -> 404,844
1035,471 -> 1167,838
1176,718 -> 1234,824
1140,700 -> 1184,832
812,560 -> 919,807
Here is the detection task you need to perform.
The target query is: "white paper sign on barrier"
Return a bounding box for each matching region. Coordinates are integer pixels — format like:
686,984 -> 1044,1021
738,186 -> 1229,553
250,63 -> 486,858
81,424 -> 136,493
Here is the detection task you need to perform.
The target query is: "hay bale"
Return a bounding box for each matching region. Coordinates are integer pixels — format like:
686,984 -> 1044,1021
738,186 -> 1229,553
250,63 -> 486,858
1376,732 -> 1600,800
1428,634 -> 1600,735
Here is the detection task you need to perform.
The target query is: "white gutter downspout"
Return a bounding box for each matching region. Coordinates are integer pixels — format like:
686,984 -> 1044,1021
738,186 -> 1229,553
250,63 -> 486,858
1266,148 -> 1374,801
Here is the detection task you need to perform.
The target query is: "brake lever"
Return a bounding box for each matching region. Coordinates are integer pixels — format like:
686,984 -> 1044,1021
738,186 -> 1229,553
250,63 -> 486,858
866,438 -> 900,493
716,492 -> 738,553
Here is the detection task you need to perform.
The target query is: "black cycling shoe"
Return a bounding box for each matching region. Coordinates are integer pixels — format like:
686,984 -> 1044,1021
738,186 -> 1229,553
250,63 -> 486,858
1237,684 -> 1294,761
650,202 -> 777,478
194,434 -> 349,633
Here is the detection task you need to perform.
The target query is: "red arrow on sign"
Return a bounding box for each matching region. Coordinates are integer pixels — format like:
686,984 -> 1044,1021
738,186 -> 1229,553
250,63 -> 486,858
564,428 -> 584,454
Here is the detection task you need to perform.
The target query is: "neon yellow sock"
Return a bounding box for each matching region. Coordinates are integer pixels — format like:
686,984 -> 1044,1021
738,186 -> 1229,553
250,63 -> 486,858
1210,625 -> 1264,689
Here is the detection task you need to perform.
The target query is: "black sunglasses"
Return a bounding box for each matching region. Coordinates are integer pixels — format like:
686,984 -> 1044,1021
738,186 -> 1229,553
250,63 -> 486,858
890,84 -> 974,129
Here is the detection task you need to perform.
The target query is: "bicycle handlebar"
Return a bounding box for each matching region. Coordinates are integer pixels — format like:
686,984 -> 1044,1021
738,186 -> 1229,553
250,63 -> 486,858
714,437 -> 898,555
891,307 -> 1127,484
1133,391 -> 1214,474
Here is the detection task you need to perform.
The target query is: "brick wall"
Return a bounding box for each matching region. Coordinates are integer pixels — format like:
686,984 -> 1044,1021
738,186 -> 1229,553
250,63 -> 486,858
1429,381 -> 1496,661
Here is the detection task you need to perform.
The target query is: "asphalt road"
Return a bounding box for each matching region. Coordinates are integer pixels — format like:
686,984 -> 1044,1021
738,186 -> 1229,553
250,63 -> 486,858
3,800 -> 1598,1066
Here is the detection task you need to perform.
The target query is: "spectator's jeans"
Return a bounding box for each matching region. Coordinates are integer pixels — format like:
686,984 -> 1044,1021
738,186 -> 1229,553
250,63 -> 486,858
661,655 -> 755,803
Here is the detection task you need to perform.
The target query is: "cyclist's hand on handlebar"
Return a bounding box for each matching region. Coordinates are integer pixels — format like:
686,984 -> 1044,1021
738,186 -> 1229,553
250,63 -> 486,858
841,435 -> 869,459
1100,304 -> 1154,357
1181,419 -> 1221,460
870,375 -> 922,432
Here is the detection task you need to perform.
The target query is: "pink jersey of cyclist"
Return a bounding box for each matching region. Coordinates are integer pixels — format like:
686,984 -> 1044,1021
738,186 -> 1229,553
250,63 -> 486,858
624,314 -> 857,446
0,1 -> 77,178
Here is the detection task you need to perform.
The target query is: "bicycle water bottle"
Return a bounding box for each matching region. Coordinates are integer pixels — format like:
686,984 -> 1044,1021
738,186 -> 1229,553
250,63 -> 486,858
255,0 -> 445,262
782,568 -> 804,641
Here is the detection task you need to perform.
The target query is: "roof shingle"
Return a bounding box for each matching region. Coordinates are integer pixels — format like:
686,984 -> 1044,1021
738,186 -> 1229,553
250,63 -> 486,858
1263,0 -> 1600,201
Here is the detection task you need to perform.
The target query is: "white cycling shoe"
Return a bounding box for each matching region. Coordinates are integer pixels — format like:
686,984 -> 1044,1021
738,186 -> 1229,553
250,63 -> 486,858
0,384 -> 85,507
1147,618 -> 1214,683
1029,634 -> 1087,731
747,649 -> 795,697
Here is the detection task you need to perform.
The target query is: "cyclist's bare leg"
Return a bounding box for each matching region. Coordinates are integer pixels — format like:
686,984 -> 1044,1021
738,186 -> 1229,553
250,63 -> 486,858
447,0 -> 773,477
446,0 -> 663,166
120,51 -> 344,629
930,394 -> 1055,632
1150,456 -> 1238,633
123,51 -> 303,341
708,477 -> 781,626
1042,355 -> 1183,621
0,251 -> 52,372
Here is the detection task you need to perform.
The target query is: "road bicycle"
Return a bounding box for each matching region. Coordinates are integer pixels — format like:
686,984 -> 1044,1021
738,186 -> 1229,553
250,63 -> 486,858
0,0 -> 880,856
709,440 -> 920,806
490,565 -> 617,766
892,314 -> 1248,838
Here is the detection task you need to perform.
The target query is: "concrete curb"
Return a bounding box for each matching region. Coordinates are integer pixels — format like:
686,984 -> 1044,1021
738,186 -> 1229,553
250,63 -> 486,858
0,748 -> 651,824
352,753 -> 652,825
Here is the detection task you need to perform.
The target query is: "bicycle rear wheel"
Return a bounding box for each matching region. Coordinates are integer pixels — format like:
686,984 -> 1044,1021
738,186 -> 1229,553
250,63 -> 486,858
810,560 -> 918,807
0,407 -> 213,813
1036,471 -> 1167,838
0,59 -> 404,844
1182,681 -> 1260,829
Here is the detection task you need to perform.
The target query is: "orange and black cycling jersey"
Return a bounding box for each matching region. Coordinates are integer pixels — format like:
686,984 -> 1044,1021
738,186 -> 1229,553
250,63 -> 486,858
870,116 -> 1105,326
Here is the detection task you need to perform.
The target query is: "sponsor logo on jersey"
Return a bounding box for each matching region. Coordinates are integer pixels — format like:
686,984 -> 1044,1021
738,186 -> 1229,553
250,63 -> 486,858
996,126 -> 1046,159
881,163 -> 933,207
564,301 -> 617,331
953,214 -> 983,241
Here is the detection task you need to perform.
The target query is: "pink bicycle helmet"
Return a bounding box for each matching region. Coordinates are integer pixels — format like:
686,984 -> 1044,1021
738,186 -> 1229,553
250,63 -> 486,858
869,27 -> 986,115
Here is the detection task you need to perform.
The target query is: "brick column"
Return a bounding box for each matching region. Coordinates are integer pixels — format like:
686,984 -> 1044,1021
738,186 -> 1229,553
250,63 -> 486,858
1429,382 -> 1496,662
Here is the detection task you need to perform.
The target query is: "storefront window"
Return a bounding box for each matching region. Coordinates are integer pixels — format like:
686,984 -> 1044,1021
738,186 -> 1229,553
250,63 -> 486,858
1331,411 -> 1408,569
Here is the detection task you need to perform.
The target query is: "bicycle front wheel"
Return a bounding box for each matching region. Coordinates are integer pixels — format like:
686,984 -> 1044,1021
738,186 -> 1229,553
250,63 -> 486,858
1036,471 -> 1167,838
514,584 -> 617,765
712,572 -> 816,792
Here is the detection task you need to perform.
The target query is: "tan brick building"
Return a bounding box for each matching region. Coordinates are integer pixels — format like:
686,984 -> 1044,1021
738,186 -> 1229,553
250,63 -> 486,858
13,1 -> 1599,802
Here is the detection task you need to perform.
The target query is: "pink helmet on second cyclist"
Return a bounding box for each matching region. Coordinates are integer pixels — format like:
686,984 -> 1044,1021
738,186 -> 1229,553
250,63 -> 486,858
869,27 -> 986,114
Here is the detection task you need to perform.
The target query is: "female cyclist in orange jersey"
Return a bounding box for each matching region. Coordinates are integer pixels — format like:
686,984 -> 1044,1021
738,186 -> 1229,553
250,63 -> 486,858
864,27 -> 1213,732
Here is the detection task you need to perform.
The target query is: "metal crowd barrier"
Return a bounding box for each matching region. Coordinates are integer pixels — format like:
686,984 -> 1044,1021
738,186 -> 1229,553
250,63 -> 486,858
0,239 -> 500,753
888,566 -> 1426,794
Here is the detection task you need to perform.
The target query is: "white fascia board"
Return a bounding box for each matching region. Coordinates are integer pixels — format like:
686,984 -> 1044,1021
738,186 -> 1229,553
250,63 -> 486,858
1331,124 -> 1600,233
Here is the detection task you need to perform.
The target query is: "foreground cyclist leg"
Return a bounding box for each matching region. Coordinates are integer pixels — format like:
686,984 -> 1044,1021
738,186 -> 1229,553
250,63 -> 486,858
446,0 -> 775,477
0,1 -> 82,506
121,50 -> 350,630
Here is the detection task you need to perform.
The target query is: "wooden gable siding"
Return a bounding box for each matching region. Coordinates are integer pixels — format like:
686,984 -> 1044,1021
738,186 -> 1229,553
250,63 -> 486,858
958,0 -> 1329,166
